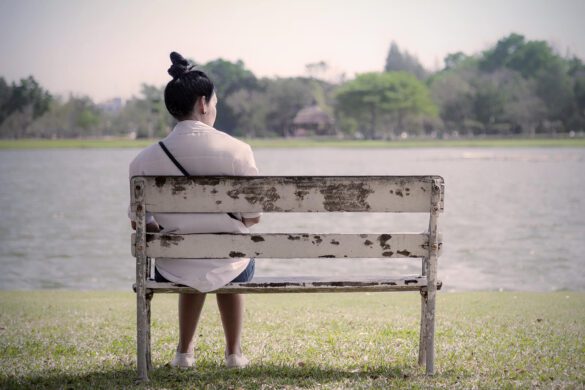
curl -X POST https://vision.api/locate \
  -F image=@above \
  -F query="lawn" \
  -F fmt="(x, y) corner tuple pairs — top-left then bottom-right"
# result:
(1, 137), (585, 150)
(0, 291), (583, 389)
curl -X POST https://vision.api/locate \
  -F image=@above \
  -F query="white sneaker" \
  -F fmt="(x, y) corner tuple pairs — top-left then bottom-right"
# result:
(225, 353), (250, 369)
(170, 351), (195, 368)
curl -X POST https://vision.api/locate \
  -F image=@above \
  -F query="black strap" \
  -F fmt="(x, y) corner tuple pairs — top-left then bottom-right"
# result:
(159, 141), (190, 176)
(159, 141), (242, 222)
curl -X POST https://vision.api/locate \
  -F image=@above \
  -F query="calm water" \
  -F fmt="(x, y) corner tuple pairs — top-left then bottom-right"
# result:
(1, 147), (584, 291)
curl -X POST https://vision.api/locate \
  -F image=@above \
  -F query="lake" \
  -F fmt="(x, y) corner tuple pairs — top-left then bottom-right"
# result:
(0, 147), (584, 291)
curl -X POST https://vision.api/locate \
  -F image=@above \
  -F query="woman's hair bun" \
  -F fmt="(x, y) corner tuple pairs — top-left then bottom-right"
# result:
(168, 51), (194, 79)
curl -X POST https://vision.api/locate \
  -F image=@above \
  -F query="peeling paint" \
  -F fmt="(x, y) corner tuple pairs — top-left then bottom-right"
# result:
(171, 184), (186, 194)
(227, 185), (281, 211)
(378, 234), (392, 249)
(243, 282), (302, 288)
(229, 251), (246, 258)
(319, 182), (374, 211)
(251, 235), (265, 242)
(313, 281), (378, 287)
(330, 239), (340, 245)
(155, 177), (166, 188)
(318, 255), (336, 258)
(159, 235), (184, 248)
(397, 250), (412, 257)
(294, 189), (310, 201)
(193, 177), (221, 186)
(382, 251), (394, 257)
(364, 240), (373, 246)
(287, 235), (301, 241)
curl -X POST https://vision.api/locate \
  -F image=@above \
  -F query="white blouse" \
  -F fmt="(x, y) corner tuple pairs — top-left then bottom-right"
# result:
(129, 120), (260, 292)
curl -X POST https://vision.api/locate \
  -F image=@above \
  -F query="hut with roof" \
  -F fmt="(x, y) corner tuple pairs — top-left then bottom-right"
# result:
(292, 104), (336, 137)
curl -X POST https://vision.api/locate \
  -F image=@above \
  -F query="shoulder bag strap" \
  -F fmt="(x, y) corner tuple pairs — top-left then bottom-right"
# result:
(159, 141), (242, 222)
(159, 141), (190, 176)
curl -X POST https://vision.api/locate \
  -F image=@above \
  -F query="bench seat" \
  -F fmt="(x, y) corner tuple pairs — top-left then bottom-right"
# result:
(137, 276), (442, 294)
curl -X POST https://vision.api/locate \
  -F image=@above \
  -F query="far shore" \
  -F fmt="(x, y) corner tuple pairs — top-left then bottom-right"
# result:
(1, 137), (585, 150)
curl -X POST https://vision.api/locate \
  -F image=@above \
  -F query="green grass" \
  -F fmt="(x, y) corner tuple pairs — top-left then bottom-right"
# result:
(0, 138), (154, 149)
(0, 291), (584, 389)
(1, 137), (585, 150)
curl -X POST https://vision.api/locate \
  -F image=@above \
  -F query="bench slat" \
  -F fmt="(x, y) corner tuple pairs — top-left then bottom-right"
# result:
(138, 232), (434, 259)
(140, 276), (442, 293)
(136, 176), (443, 213)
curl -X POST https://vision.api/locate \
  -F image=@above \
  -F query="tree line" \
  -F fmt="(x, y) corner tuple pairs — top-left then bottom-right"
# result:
(1, 33), (584, 140)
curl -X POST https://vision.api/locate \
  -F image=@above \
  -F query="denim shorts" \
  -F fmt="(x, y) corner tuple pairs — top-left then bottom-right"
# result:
(154, 258), (255, 284)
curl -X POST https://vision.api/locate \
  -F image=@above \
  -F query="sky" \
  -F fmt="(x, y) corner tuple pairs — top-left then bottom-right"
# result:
(1, 0), (584, 102)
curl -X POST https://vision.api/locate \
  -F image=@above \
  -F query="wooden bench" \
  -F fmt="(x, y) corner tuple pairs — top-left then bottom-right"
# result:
(131, 175), (444, 381)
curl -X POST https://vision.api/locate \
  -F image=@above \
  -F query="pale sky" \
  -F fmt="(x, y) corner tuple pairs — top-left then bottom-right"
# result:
(1, 0), (583, 102)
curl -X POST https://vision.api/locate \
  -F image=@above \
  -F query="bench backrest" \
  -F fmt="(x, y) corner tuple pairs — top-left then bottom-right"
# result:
(131, 175), (444, 261)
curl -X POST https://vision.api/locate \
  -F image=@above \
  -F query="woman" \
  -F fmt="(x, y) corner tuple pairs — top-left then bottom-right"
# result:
(129, 52), (260, 369)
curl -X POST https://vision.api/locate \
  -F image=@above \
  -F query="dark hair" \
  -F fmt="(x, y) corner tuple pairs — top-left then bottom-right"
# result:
(164, 51), (214, 120)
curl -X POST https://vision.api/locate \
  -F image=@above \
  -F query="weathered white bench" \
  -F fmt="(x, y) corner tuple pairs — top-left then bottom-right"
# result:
(131, 175), (444, 381)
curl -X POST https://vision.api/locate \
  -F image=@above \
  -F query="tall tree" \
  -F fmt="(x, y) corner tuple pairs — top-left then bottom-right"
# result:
(201, 59), (258, 134)
(336, 72), (437, 139)
(384, 42), (428, 80)
(0, 76), (52, 138)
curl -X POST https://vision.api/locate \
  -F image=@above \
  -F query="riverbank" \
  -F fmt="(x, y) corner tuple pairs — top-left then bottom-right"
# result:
(1, 291), (583, 389)
(1, 137), (585, 149)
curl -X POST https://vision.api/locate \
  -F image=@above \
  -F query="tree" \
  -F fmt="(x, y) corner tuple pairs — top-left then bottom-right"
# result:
(384, 42), (428, 80)
(225, 89), (269, 137)
(0, 76), (52, 138)
(429, 63), (476, 134)
(444, 52), (469, 70)
(262, 78), (316, 137)
(113, 84), (173, 139)
(336, 72), (437, 139)
(480, 33), (526, 73)
(201, 59), (258, 134)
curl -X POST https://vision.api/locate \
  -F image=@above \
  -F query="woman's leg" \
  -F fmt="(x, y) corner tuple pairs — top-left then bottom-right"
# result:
(178, 292), (207, 353)
(216, 293), (244, 355)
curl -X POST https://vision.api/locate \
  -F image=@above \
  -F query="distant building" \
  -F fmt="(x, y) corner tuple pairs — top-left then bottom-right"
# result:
(98, 97), (123, 114)
(292, 104), (336, 137)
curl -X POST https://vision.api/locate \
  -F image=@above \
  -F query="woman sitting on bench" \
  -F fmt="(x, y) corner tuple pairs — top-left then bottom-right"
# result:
(129, 51), (260, 369)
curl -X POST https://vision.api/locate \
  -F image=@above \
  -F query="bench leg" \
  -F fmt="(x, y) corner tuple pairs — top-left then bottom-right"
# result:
(418, 289), (427, 366)
(424, 286), (436, 375)
(137, 288), (149, 382)
(146, 292), (153, 373)
(424, 252), (437, 375)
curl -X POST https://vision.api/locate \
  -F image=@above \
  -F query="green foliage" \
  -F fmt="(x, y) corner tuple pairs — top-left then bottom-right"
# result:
(263, 77), (320, 137)
(384, 42), (428, 80)
(202, 59), (258, 134)
(1, 33), (585, 140)
(430, 33), (585, 135)
(336, 72), (437, 139)
(0, 76), (52, 138)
